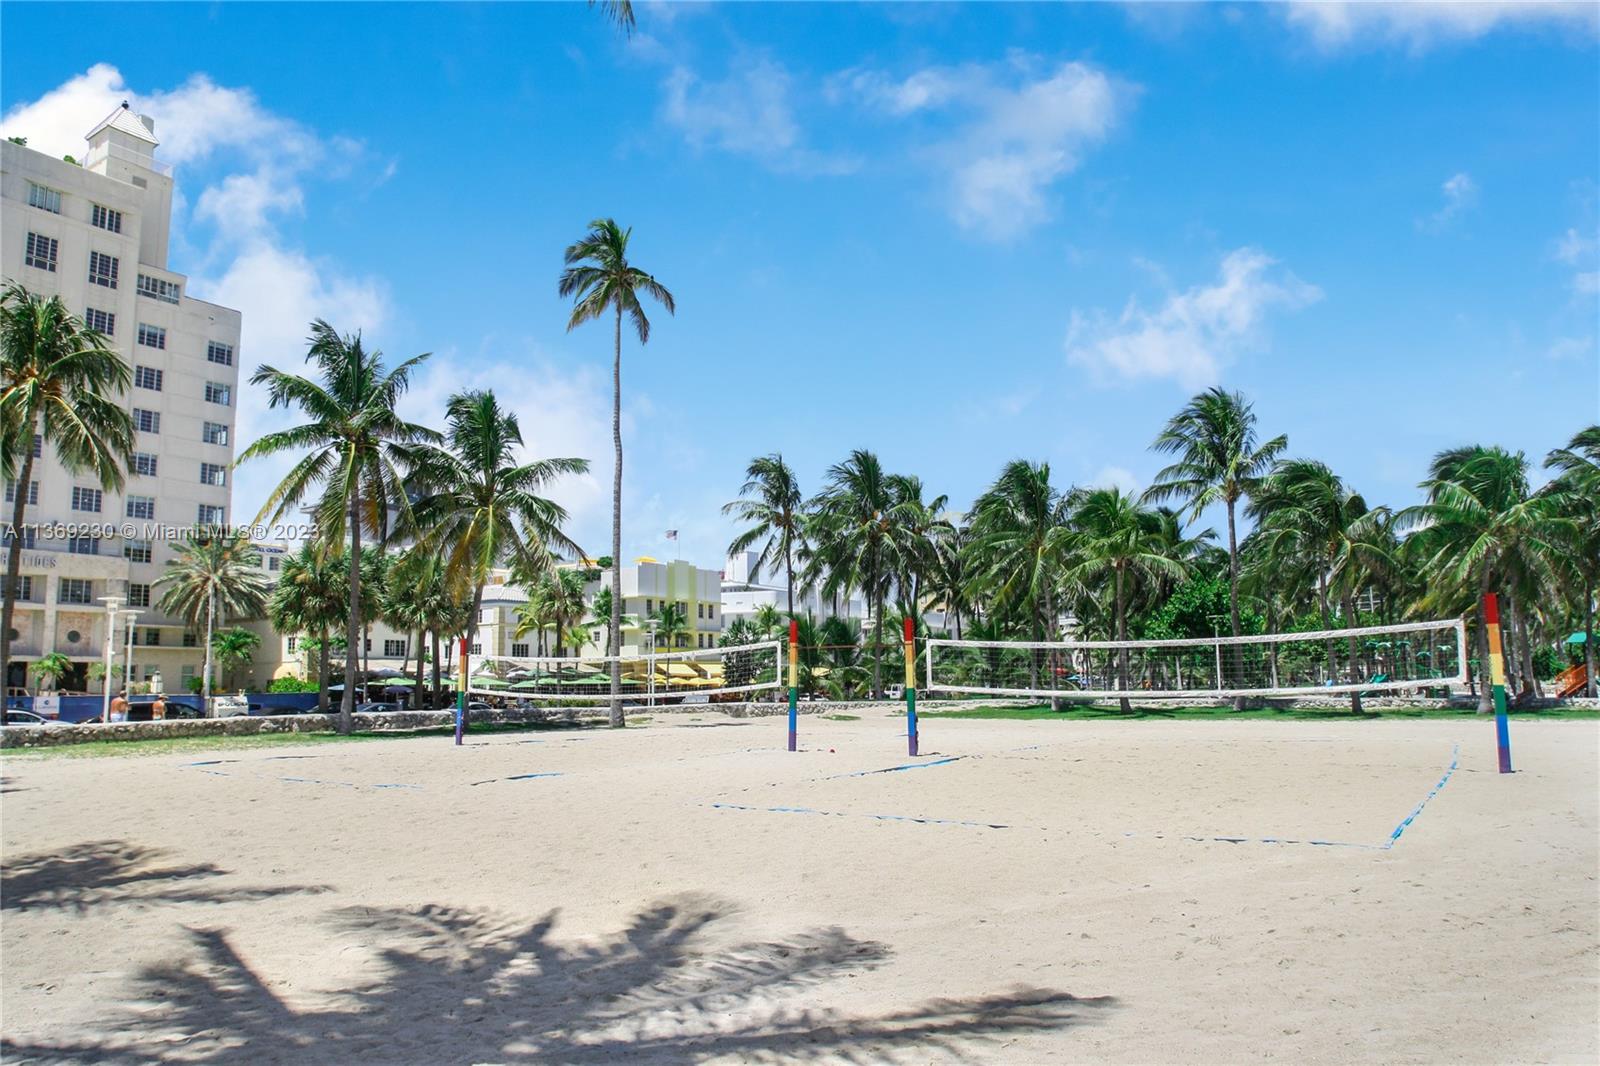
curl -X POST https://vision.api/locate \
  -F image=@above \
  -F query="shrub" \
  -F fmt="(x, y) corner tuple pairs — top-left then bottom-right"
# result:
(267, 676), (320, 693)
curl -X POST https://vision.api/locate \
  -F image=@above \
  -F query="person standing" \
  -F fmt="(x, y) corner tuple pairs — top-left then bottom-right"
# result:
(109, 690), (129, 723)
(151, 694), (168, 721)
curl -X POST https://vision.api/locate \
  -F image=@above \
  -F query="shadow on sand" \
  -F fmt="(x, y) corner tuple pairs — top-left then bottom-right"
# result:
(2, 893), (1116, 1063)
(1, 840), (331, 913)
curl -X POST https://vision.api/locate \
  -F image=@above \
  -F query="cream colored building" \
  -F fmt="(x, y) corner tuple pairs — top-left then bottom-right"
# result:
(2, 105), (242, 693)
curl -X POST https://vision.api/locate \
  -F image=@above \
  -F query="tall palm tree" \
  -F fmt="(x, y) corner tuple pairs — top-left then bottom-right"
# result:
(0, 284), (135, 693)
(589, 0), (634, 34)
(407, 390), (587, 721)
(649, 601), (691, 650)
(1067, 488), (1189, 714)
(1146, 387), (1286, 708)
(269, 543), (348, 712)
(724, 454), (806, 617)
(928, 522), (972, 640)
(809, 451), (920, 698)
(888, 475), (952, 630)
(1399, 446), (1568, 711)
(155, 532), (270, 714)
(560, 218), (675, 727)
(586, 585), (636, 656)
(240, 320), (435, 733)
(211, 627), (261, 691)
(1249, 460), (1392, 711)
(526, 568), (589, 658)
(1545, 426), (1600, 697)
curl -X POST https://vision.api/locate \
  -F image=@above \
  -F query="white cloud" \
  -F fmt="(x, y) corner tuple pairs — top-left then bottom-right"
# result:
(1089, 465), (1141, 494)
(661, 55), (857, 176)
(2, 65), (394, 528)
(1575, 271), (1600, 296)
(1418, 172), (1477, 233)
(1546, 335), (1595, 361)
(1553, 226), (1597, 264)
(1284, 1), (1599, 52)
(839, 57), (1130, 240)
(1065, 248), (1321, 388)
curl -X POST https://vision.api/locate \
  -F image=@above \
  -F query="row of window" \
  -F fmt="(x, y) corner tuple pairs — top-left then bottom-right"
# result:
(5, 576), (157, 612)
(641, 598), (717, 621)
(21, 232), (181, 305)
(1, 504), (226, 552)
(84, 310), (234, 372)
(59, 487), (223, 516)
(28, 181), (123, 234)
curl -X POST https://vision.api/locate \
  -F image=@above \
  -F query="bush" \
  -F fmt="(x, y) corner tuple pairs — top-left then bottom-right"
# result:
(267, 676), (320, 693)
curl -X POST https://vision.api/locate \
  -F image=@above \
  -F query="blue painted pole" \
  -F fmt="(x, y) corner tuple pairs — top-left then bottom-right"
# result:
(904, 617), (918, 757)
(1483, 593), (1512, 774)
(454, 637), (467, 746)
(787, 619), (798, 751)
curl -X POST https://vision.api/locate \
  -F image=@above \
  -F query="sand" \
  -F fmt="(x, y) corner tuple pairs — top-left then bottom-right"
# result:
(1, 714), (1596, 1064)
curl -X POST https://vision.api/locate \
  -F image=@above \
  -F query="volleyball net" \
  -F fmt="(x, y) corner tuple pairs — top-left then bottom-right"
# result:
(467, 640), (783, 705)
(925, 619), (1467, 701)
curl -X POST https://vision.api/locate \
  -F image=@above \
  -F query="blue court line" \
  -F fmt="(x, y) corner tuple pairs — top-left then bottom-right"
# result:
(468, 772), (563, 786)
(1385, 742), (1460, 845)
(708, 801), (1015, 830)
(825, 756), (966, 780)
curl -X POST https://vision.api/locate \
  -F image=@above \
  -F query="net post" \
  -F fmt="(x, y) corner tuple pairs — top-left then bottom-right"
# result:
(904, 617), (918, 757)
(1482, 594), (1512, 773)
(787, 619), (798, 752)
(454, 637), (468, 746)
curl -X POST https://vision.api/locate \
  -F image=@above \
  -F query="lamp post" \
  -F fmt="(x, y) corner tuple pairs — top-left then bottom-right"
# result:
(645, 619), (659, 707)
(98, 595), (123, 723)
(123, 609), (142, 699)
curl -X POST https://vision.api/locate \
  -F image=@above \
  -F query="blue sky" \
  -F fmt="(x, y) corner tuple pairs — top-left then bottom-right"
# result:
(3, 2), (1597, 568)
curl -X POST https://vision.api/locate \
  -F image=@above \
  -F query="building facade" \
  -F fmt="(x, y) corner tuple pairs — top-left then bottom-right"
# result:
(719, 550), (869, 625)
(2, 105), (242, 693)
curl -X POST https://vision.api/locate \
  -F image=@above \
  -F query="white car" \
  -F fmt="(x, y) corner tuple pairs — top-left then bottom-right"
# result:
(210, 695), (251, 718)
(2, 709), (70, 727)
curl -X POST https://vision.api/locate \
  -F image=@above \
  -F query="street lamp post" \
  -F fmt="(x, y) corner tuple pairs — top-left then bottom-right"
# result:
(98, 595), (123, 724)
(123, 609), (142, 699)
(645, 619), (659, 707)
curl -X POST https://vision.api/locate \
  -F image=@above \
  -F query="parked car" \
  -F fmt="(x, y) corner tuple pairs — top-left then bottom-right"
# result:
(355, 701), (402, 714)
(126, 699), (204, 721)
(1, 709), (70, 727)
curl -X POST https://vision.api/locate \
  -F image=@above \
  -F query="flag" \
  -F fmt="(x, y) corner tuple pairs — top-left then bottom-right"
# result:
(665, 530), (678, 540)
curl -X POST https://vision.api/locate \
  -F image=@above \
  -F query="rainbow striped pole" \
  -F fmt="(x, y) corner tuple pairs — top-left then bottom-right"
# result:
(454, 636), (468, 746)
(905, 617), (919, 757)
(787, 619), (798, 752)
(1482, 593), (1512, 774)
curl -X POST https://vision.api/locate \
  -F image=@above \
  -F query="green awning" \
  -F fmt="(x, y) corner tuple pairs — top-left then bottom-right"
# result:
(1566, 632), (1591, 646)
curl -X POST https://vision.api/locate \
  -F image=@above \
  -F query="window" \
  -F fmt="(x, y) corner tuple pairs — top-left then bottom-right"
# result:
(133, 452), (158, 476)
(2, 528), (37, 549)
(204, 381), (231, 406)
(512, 643), (530, 658)
(91, 204), (122, 233)
(706, 605), (714, 621)
(137, 274), (180, 303)
(134, 365), (163, 390)
(646, 599), (654, 615)
(32, 434), (42, 458)
(128, 583), (151, 608)
(200, 462), (227, 487)
(144, 628), (161, 646)
(27, 182), (61, 213)
(6, 576), (33, 602)
(71, 486), (103, 513)
(67, 536), (98, 556)
(197, 504), (225, 526)
(134, 408), (160, 434)
(181, 665), (197, 689)
(268, 556), (281, 572)
(286, 636), (297, 653)
(4, 480), (38, 505)
(364, 639), (372, 652)
(470, 643), (482, 656)
(207, 341), (234, 366)
(126, 495), (155, 520)
(137, 324), (166, 350)
(25, 232), (57, 272)
(697, 603), (704, 619)
(88, 251), (119, 288)
(676, 634), (688, 648)
(203, 422), (229, 446)
(84, 308), (115, 336)
(124, 539), (152, 564)
(183, 632), (197, 648)
(383, 639), (408, 658)
(59, 578), (93, 605)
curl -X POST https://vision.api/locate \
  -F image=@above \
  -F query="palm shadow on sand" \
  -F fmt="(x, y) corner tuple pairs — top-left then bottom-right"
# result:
(1, 840), (331, 913)
(2, 894), (1116, 1063)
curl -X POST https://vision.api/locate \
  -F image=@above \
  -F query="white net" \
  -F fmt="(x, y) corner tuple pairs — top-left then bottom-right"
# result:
(926, 620), (1467, 700)
(467, 641), (783, 705)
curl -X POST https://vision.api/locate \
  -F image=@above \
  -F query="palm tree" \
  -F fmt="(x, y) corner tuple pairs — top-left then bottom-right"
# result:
(384, 548), (443, 700)
(1146, 388), (1286, 708)
(586, 585), (636, 656)
(1, 284), (136, 694)
(560, 219), (675, 727)
(810, 451), (921, 698)
(589, 0), (634, 34)
(240, 320), (435, 732)
(269, 543), (348, 711)
(155, 532), (270, 715)
(211, 627), (261, 691)
(542, 569), (590, 658)
(1249, 460), (1392, 711)
(26, 651), (70, 693)
(1545, 426), (1600, 697)
(407, 390), (587, 722)
(649, 601), (691, 650)
(514, 595), (557, 658)
(888, 475), (952, 630)
(1067, 488), (1189, 714)
(1400, 446), (1568, 711)
(928, 523), (972, 640)
(724, 454), (806, 617)
(751, 603), (784, 641)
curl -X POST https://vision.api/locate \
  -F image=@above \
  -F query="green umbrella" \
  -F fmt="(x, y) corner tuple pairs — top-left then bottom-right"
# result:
(383, 677), (417, 686)
(470, 675), (510, 689)
(510, 679), (546, 691)
(1566, 632), (1590, 646)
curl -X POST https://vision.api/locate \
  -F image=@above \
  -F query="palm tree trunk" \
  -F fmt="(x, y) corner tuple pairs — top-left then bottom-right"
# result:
(342, 498), (360, 735)
(1317, 576), (1337, 684)
(464, 582), (485, 729)
(785, 542), (795, 619)
(1341, 591), (1363, 714)
(1584, 579), (1597, 699)
(317, 628), (330, 713)
(431, 631), (442, 710)
(1, 435), (38, 694)
(1513, 600), (1539, 701)
(1226, 499), (1245, 710)
(609, 303), (624, 728)
(872, 588), (884, 699)
(414, 626), (425, 708)
(202, 586), (216, 716)
(1116, 567), (1132, 715)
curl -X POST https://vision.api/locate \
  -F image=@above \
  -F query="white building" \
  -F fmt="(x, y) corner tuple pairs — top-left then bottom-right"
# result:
(2, 105), (242, 694)
(719, 551), (867, 625)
